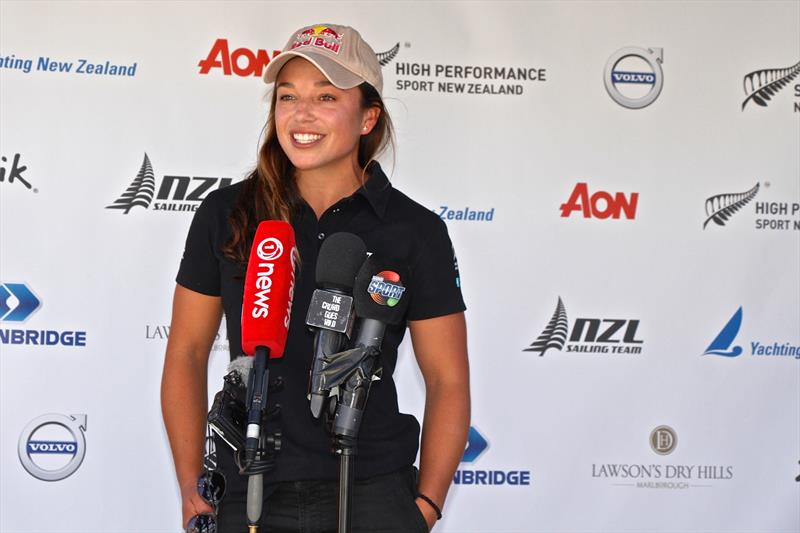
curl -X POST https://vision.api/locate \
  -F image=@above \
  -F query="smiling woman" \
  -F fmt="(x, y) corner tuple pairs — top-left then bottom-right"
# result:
(161, 23), (469, 533)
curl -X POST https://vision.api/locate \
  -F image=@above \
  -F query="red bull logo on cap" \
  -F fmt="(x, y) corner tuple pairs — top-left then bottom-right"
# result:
(291, 25), (343, 55)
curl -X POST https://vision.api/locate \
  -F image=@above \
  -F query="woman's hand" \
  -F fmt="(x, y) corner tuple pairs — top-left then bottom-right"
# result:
(180, 477), (215, 528)
(415, 496), (438, 531)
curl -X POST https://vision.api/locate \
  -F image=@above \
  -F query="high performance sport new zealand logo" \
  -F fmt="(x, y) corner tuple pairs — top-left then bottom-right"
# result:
(703, 183), (759, 229)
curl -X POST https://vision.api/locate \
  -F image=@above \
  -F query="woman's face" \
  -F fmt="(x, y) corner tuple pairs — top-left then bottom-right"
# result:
(274, 57), (378, 177)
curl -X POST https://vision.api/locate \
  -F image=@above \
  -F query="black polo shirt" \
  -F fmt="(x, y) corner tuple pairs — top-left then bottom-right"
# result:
(176, 163), (465, 482)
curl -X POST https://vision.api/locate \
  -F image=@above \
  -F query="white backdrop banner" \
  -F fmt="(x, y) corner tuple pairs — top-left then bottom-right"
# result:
(1, 1), (798, 532)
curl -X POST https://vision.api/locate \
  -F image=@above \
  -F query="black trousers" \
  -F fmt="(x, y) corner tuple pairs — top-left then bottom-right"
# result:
(216, 466), (429, 533)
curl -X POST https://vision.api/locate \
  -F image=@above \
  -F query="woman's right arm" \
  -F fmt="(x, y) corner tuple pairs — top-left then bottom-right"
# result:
(161, 284), (223, 527)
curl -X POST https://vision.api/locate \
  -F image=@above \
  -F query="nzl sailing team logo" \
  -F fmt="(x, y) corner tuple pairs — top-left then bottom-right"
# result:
(524, 297), (644, 356)
(18, 414), (88, 481)
(106, 153), (232, 214)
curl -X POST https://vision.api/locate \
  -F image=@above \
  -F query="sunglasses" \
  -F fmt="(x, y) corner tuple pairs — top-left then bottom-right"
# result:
(186, 470), (226, 533)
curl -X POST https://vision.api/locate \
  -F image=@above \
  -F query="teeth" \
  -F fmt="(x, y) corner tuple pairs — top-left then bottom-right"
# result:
(293, 133), (323, 144)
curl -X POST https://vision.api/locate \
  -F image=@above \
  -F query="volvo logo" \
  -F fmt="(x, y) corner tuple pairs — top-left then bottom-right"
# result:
(604, 47), (664, 109)
(18, 414), (87, 481)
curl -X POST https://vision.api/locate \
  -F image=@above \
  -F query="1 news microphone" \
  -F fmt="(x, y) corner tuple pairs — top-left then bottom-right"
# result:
(332, 254), (410, 441)
(305, 233), (367, 419)
(241, 220), (296, 463)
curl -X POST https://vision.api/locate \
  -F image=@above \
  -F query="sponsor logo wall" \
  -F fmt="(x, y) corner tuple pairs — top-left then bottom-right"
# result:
(0, 2), (797, 533)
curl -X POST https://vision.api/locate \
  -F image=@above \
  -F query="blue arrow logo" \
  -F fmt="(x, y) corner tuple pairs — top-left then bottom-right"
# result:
(462, 426), (489, 463)
(703, 307), (743, 357)
(0, 283), (41, 322)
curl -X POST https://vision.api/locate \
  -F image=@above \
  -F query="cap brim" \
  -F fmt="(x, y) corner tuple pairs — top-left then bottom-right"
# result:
(263, 50), (364, 90)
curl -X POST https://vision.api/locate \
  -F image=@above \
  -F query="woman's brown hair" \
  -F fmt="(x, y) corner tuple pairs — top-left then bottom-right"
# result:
(222, 81), (394, 263)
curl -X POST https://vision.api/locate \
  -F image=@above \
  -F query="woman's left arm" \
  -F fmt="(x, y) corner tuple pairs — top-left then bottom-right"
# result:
(409, 311), (470, 530)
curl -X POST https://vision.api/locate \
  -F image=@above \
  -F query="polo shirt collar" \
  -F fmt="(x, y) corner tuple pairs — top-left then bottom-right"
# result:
(355, 163), (391, 220)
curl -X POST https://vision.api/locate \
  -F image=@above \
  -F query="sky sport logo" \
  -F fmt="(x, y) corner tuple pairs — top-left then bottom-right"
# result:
(604, 46), (664, 109)
(524, 297), (644, 356)
(702, 307), (799, 359)
(0, 282), (87, 347)
(198, 38), (399, 78)
(367, 271), (406, 307)
(106, 153), (232, 214)
(453, 426), (531, 487)
(741, 60), (800, 111)
(18, 414), (87, 481)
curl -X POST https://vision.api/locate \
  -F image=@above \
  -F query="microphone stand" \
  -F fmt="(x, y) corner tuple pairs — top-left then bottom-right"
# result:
(314, 341), (382, 533)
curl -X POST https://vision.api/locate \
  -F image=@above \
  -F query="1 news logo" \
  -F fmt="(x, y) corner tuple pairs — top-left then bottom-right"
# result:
(453, 426), (531, 487)
(106, 153), (233, 214)
(0, 282), (87, 347)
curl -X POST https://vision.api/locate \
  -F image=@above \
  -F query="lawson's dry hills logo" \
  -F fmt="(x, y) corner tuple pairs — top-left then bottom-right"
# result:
(741, 60), (800, 112)
(592, 426), (734, 491)
(106, 154), (233, 214)
(703, 181), (799, 231)
(198, 37), (399, 77)
(524, 297), (644, 356)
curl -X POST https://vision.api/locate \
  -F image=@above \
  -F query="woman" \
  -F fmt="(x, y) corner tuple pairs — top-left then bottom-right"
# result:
(161, 23), (469, 532)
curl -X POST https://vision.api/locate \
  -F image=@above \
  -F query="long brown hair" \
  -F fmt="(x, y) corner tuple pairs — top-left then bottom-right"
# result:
(223, 81), (394, 263)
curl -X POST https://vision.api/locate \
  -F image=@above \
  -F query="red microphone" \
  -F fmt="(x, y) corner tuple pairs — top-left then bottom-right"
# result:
(240, 220), (296, 464)
(241, 220), (297, 357)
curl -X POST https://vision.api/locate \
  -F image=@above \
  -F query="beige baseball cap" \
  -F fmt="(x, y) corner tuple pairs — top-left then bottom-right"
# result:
(263, 23), (383, 94)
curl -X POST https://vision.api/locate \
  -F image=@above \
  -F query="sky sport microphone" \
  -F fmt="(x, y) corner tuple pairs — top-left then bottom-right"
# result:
(241, 220), (296, 464)
(305, 232), (367, 419)
(332, 255), (410, 441)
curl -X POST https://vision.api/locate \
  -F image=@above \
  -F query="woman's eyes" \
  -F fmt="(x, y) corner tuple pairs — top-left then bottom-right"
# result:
(277, 93), (337, 102)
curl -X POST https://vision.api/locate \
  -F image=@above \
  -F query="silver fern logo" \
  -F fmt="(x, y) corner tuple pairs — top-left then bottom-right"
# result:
(524, 297), (643, 356)
(703, 182), (759, 229)
(524, 297), (568, 356)
(377, 43), (400, 67)
(741, 60), (800, 110)
(106, 153), (156, 214)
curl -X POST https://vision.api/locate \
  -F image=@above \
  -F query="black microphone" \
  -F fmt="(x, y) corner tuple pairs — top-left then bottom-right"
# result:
(332, 254), (410, 441)
(305, 233), (367, 418)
